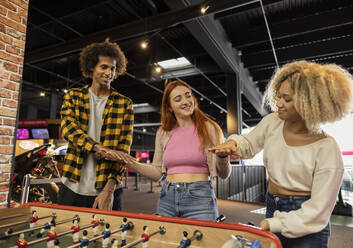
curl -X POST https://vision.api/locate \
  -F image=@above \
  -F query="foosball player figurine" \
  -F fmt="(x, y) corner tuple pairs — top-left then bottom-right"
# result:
(53, 239), (60, 248)
(102, 223), (111, 248)
(111, 238), (119, 248)
(79, 230), (89, 248)
(37, 218), (56, 238)
(179, 231), (191, 248)
(71, 218), (81, 244)
(0, 228), (13, 240)
(250, 240), (262, 248)
(91, 214), (100, 237)
(141, 226), (150, 248)
(16, 233), (28, 248)
(220, 235), (242, 248)
(29, 210), (39, 236)
(120, 217), (128, 246)
(46, 224), (57, 248)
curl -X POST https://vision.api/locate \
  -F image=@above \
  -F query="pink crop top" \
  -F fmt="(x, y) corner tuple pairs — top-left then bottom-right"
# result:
(163, 124), (209, 174)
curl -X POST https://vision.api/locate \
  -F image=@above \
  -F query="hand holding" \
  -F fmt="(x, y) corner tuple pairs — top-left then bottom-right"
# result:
(94, 144), (134, 164)
(110, 150), (135, 164)
(208, 140), (238, 157)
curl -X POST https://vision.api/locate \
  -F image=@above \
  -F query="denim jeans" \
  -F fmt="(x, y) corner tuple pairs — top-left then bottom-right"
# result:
(157, 180), (218, 221)
(266, 193), (330, 248)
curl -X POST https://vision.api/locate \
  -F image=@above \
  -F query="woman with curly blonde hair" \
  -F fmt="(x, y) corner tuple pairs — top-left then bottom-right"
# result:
(210, 60), (353, 248)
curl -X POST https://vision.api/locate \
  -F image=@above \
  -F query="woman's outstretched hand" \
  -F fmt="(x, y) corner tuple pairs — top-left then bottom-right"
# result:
(259, 219), (270, 231)
(208, 140), (240, 158)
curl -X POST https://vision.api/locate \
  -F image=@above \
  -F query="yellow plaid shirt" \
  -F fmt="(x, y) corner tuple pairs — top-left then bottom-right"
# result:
(60, 84), (134, 189)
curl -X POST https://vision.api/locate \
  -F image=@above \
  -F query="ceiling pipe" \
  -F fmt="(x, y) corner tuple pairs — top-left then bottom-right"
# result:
(26, 63), (77, 83)
(28, 22), (65, 42)
(134, 123), (161, 127)
(259, 0), (279, 68)
(125, 72), (163, 94)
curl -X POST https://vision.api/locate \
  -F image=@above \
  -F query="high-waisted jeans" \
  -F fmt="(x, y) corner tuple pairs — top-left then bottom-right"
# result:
(157, 180), (218, 221)
(266, 193), (330, 248)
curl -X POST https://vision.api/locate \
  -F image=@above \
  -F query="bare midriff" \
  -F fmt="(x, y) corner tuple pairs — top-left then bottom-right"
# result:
(166, 173), (209, 183)
(268, 178), (311, 196)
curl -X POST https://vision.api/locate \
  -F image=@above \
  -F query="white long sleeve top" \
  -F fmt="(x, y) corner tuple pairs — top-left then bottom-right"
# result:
(228, 113), (344, 238)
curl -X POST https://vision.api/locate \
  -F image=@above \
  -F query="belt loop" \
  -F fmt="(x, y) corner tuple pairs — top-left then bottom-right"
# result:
(183, 183), (187, 191)
(166, 181), (171, 191)
(289, 196), (296, 210)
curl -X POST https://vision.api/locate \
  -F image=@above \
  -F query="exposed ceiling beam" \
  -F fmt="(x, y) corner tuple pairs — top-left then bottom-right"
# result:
(22, 80), (52, 92)
(250, 52), (353, 83)
(112, 2), (226, 100)
(241, 23), (353, 54)
(232, 5), (353, 48)
(133, 129), (155, 136)
(28, 0), (114, 33)
(158, 34), (227, 96)
(134, 123), (161, 127)
(249, 48), (353, 70)
(25, 0), (259, 64)
(133, 103), (159, 114)
(214, 0), (283, 20)
(165, 0), (267, 115)
(30, 5), (83, 37)
(28, 22), (65, 42)
(25, 64), (77, 83)
(243, 35), (353, 67)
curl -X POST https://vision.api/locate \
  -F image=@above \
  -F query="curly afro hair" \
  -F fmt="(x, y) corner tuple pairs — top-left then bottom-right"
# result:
(79, 38), (127, 79)
(264, 60), (353, 132)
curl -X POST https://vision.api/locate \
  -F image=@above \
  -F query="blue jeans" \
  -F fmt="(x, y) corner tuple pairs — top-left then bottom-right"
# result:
(157, 180), (218, 221)
(266, 193), (330, 248)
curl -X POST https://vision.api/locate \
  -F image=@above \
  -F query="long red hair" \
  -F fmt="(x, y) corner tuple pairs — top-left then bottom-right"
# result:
(160, 80), (222, 150)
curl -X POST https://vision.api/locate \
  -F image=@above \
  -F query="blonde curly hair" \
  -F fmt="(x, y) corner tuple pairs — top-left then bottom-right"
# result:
(264, 60), (353, 132)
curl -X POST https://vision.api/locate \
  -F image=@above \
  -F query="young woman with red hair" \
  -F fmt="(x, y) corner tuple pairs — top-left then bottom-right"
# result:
(126, 80), (230, 220)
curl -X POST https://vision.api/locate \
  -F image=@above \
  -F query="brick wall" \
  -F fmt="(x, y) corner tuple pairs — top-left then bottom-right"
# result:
(0, 0), (29, 207)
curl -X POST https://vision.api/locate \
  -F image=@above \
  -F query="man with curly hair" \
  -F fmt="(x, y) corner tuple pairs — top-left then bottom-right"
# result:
(210, 60), (353, 248)
(58, 38), (133, 211)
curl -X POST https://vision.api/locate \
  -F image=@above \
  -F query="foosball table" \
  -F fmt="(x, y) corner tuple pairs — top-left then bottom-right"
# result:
(0, 203), (282, 248)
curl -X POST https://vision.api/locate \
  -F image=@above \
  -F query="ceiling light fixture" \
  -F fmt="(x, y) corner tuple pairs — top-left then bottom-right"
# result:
(40, 91), (45, 97)
(154, 66), (162, 74)
(201, 5), (209, 14)
(156, 57), (191, 70)
(140, 41), (148, 49)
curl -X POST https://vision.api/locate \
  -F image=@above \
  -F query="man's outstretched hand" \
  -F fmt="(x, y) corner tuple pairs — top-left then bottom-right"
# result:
(93, 144), (135, 164)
